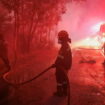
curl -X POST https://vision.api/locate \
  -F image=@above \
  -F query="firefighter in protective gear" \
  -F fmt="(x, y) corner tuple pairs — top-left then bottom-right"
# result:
(52, 30), (72, 97)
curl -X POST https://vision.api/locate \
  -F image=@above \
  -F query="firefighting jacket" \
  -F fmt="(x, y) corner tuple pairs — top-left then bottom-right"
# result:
(55, 43), (72, 70)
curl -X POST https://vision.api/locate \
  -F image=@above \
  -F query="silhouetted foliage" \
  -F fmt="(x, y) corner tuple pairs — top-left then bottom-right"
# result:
(0, 0), (70, 55)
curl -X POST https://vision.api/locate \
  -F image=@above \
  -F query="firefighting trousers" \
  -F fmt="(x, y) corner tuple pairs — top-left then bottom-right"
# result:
(55, 67), (68, 85)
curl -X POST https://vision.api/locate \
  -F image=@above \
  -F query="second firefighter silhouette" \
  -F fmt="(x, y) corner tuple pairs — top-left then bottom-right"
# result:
(52, 30), (72, 97)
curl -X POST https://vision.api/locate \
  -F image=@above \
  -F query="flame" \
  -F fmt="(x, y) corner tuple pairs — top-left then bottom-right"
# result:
(102, 37), (105, 42)
(92, 22), (105, 32)
(72, 36), (102, 49)
(102, 33), (105, 37)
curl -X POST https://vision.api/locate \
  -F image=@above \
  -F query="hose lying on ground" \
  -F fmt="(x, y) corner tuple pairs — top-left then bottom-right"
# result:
(3, 66), (52, 86)
(3, 65), (71, 105)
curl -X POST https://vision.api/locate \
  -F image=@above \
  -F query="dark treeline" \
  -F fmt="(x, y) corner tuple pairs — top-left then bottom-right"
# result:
(0, 0), (71, 55)
(0, 0), (87, 64)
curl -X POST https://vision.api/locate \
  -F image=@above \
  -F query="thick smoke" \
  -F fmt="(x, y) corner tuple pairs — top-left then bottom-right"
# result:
(58, 0), (105, 41)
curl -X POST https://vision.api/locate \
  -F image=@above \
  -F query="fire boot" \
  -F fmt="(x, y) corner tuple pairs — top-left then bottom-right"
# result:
(54, 85), (63, 97)
(62, 83), (68, 96)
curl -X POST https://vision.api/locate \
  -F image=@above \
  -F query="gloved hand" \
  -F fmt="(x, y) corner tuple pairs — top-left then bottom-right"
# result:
(51, 64), (56, 68)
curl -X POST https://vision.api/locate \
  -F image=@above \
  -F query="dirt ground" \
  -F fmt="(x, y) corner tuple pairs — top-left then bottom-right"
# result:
(0, 48), (105, 105)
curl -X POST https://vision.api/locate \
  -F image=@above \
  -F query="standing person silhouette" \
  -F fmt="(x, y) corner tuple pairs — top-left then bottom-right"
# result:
(52, 30), (72, 97)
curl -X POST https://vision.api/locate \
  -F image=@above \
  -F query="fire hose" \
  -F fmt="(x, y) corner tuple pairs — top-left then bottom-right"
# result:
(3, 65), (71, 105)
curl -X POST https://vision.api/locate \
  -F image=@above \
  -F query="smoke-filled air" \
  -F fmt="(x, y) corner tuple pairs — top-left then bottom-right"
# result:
(0, 0), (105, 105)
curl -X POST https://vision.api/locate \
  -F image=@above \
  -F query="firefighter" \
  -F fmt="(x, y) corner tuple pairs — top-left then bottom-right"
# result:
(52, 30), (72, 97)
(0, 34), (10, 71)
